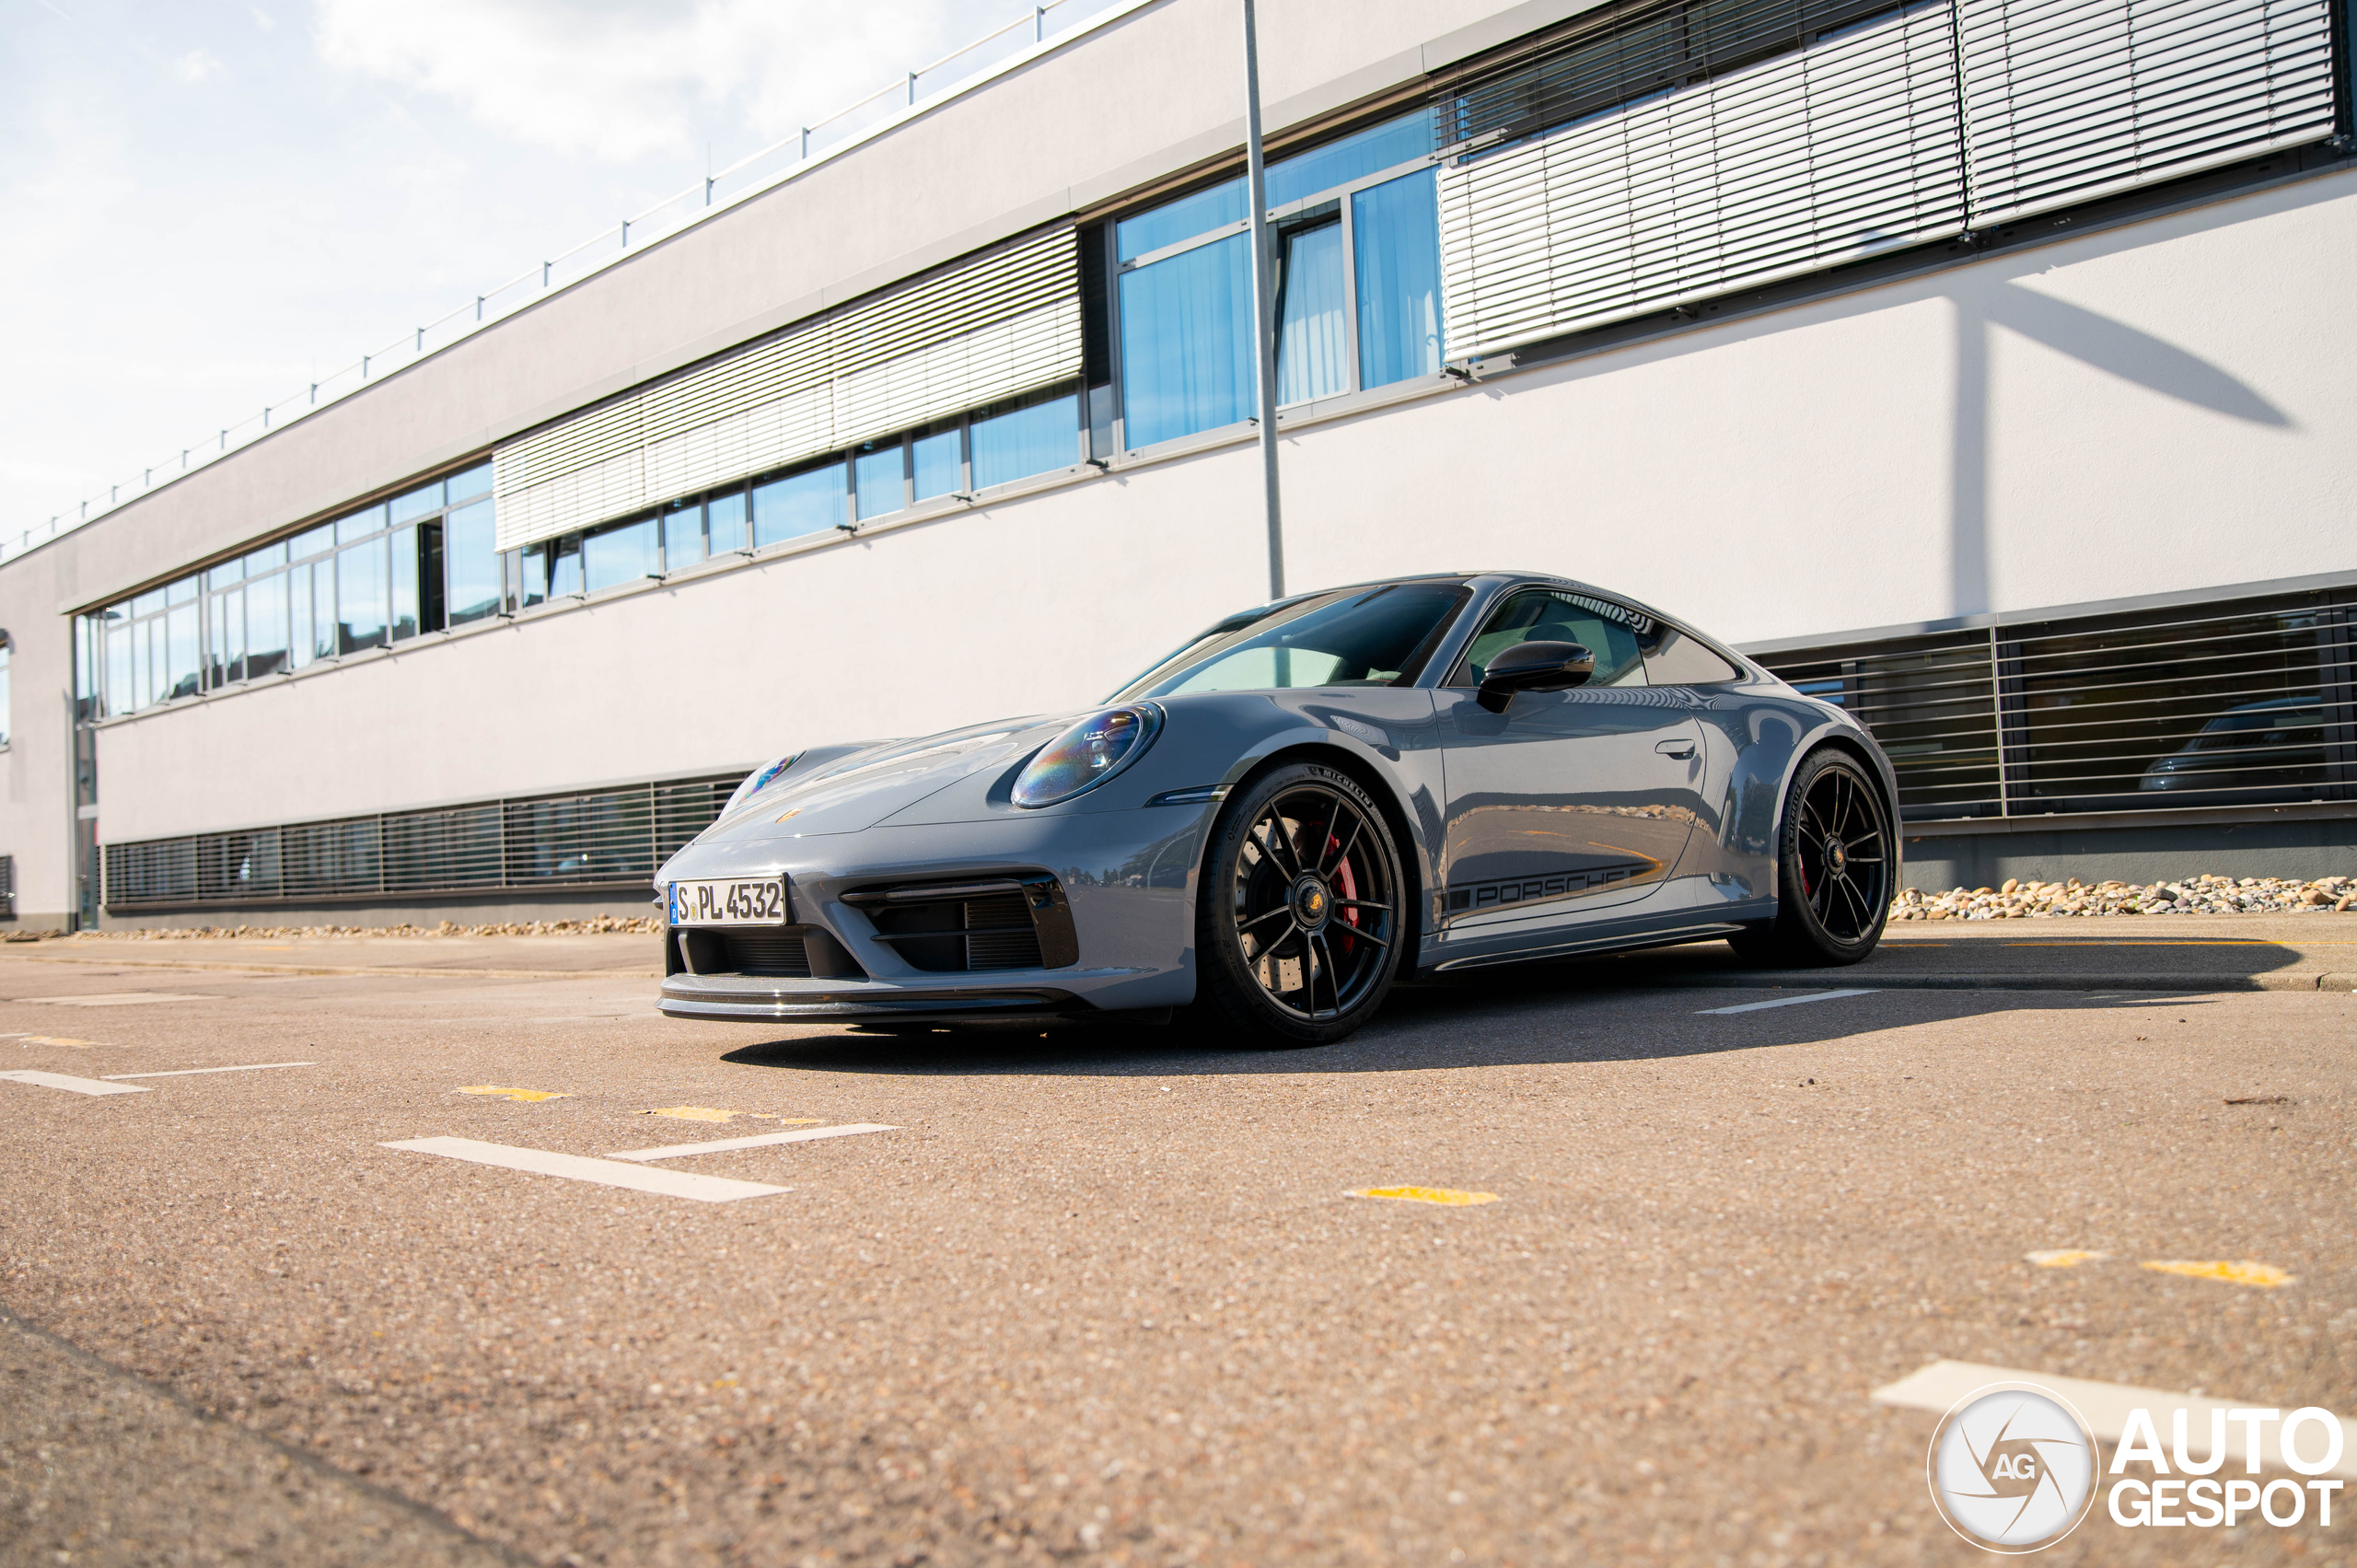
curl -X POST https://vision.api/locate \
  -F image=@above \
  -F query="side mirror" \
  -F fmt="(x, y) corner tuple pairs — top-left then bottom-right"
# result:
(1477, 640), (1594, 713)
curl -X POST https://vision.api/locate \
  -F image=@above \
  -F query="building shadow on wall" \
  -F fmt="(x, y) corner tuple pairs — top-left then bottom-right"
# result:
(1946, 278), (2293, 617)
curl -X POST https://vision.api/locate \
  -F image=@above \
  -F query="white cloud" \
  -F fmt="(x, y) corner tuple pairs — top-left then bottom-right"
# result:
(172, 47), (226, 83)
(312, 0), (1005, 165)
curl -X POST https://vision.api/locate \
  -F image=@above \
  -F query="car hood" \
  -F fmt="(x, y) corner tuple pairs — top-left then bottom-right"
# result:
(691, 714), (1077, 845)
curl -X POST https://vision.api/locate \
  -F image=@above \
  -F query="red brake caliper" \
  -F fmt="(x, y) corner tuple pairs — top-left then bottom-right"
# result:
(1324, 829), (1359, 955)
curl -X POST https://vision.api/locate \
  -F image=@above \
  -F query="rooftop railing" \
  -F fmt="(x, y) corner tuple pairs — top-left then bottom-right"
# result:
(9, 0), (1140, 567)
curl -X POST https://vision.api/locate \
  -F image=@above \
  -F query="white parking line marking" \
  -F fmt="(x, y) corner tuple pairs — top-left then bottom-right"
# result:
(1696, 989), (1875, 1015)
(381, 1136), (788, 1202)
(606, 1122), (897, 1162)
(1873, 1360), (2357, 1479)
(103, 1062), (316, 1080)
(0, 1070), (152, 1097)
(14, 993), (222, 1007)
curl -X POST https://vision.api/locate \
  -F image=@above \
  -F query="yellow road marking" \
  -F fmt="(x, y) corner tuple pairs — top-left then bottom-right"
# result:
(457, 1085), (570, 1103)
(2025, 1249), (2109, 1268)
(21, 1036), (101, 1049)
(1352, 1186), (1498, 1206)
(2142, 1259), (2296, 1288)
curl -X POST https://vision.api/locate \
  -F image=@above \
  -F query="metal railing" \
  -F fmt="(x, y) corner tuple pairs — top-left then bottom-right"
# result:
(101, 771), (747, 911)
(1754, 587), (2357, 822)
(12, 0), (1142, 565)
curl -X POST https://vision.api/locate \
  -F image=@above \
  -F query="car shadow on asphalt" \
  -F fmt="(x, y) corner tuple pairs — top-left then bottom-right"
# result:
(715, 962), (2223, 1078)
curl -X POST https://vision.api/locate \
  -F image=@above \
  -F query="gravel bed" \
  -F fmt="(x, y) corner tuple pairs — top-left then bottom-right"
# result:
(1893, 874), (2354, 920)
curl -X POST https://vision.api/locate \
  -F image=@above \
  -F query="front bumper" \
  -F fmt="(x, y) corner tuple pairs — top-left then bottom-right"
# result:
(655, 811), (1211, 1020)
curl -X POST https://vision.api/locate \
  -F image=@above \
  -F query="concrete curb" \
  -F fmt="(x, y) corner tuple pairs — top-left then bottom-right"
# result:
(1636, 970), (2357, 993)
(1, 953), (661, 981)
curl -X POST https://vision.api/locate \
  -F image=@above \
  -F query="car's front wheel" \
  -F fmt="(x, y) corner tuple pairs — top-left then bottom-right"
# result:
(1192, 762), (1406, 1046)
(1729, 747), (1893, 966)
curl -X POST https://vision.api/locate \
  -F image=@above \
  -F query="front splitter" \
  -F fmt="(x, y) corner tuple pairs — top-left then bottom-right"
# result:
(658, 987), (1076, 1023)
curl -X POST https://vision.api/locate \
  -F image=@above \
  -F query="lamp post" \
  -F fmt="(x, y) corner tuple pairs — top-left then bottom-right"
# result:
(1241, 0), (1284, 602)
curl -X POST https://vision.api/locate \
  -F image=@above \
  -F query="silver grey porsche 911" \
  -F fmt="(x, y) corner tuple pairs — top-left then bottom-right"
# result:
(655, 571), (1899, 1045)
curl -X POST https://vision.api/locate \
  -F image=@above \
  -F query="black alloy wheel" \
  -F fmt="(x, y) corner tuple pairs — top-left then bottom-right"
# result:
(1192, 761), (1407, 1046)
(1729, 749), (1892, 967)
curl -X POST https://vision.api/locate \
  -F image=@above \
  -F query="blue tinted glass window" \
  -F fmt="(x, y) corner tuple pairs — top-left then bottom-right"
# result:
(444, 500), (502, 626)
(970, 393), (1077, 490)
(1266, 111), (1432, 208)
(1112, 111), (1431, 261)
(1119, 232), (1255, 447)
(166, 575), (198, 606)
(338, 538), (389, 653)
(245, 571), (288, 678)
(245, 540), (288, 574)
(752, 464), (846, 546)
(584, 517), (659, 591)
(663, 501), (706, 569)
(1353, 168), (1444, 388)
(390, 527), (420, 641)
(337, 505), (386, 545)
(1275, 220), (1347, 406)
(447, 461), (494, 503)
(912, 427), (961, 501)
(165, 601), (201, 699)
(1117, 179), (1245, 261)
(853, 442), (906, 519)
(389, 482), (443, 525)
(548, 537), (583, 598)
(293, 524), (335, 560)
(707, 489), (748, 550)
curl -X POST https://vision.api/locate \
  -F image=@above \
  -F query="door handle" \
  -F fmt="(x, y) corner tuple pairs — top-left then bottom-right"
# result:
(1655, 739), (1696, 759)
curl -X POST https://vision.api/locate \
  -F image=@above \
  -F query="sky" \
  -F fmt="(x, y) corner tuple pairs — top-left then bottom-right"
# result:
(1, 0), (1013, 537)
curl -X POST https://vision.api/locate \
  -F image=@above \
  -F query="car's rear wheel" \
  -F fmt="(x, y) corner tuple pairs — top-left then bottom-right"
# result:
(1729, 748), (1892, 967)
(1192, 762), (1406, 1046)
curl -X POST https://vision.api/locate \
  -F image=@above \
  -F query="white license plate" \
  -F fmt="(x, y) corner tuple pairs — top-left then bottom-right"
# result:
(670, 878), (790, 926)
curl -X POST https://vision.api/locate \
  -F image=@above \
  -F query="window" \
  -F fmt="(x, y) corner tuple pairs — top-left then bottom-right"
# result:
(445, 499), (502, 625)
(853, 440), (907, 520)
(583, 516), (659, 592)
(1353, 169), (1444, 387)
(1641, 626), (1743, 685)
(338, 536), (389, 654)
(1111, 110), (1445, 449)
(662, 498), (707, 570)
(912, 424), (962, 501)
(753, 461), (848, 546)
(71, 463), (503, 720)
(707, 489), (749, 552)
(1116, 582), (1469, 699)
(970, 388), (1079, 490)
(1454, 590), (1647, 687)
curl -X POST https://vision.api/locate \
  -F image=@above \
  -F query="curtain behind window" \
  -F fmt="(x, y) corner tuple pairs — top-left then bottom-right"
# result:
(1119, 233), (1256, 448)
(1354, 168), (1444, 388)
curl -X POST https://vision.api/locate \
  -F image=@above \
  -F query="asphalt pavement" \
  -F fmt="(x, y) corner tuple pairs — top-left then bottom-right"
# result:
(0, 924), (2349, 1566)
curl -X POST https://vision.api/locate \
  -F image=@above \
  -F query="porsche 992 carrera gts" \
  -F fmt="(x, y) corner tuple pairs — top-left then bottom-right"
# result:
(656, 572), (1899, 1044)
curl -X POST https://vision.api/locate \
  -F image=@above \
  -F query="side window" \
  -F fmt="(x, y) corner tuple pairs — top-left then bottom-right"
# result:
(1454, 589), (1646, 687)
(1641, 625), (1742, 686)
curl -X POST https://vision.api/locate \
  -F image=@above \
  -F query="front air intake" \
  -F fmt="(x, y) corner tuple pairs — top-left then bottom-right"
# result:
(842, 874), (1076, 972)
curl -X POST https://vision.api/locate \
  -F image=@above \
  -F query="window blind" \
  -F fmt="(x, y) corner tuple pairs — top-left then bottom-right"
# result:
(493, 227), (1081, 552)
(1437, 0), (1964, 363)
(1958, 0), (2339, 226)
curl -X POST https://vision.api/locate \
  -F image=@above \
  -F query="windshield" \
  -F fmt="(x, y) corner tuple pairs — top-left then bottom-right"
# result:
(1112, 582), (1469, 701)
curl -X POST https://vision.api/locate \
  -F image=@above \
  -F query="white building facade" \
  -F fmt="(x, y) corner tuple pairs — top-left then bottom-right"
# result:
(5, 0), (2351, 929)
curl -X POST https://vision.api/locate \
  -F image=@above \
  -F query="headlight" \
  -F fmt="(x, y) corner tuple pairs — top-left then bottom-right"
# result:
(1012, 705), (1161, 808)
(724, 751), (800, 816)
